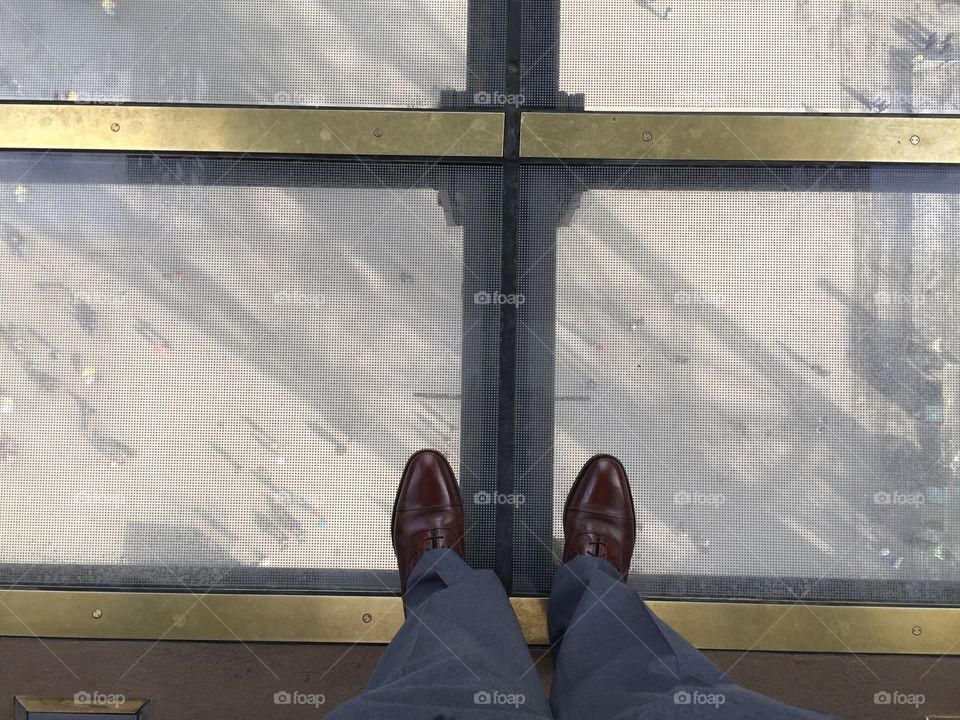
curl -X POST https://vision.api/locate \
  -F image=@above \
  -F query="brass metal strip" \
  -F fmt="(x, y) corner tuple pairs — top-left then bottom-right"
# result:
(0, 104), (505, 157)
(521, 112), (960, 164)
(1, 590), (958, 654)
(15, 696), (149, 714)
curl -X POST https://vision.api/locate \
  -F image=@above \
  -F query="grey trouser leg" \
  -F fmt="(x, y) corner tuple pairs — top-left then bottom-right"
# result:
(548, 556), (836, 720)
(329, 549), (551, 720)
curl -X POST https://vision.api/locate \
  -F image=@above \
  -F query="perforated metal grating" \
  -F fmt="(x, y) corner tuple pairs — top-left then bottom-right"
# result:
(515, 165), (960, 603)
(523, 0), (960, 111)
(0, 0), (505, 108)
(0, 153), (501, 591)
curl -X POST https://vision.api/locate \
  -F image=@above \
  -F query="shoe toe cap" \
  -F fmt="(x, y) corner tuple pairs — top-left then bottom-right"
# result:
(568, 456), (633, 517)
(397, 450), (461, 509)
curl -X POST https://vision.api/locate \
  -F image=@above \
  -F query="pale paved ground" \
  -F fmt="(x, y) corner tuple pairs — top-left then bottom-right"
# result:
(554, 187), (960, 584)
(2, 1), (958, 111)
(559, 0), (960, 112)
(0, 0), (468, 107)
(0, 178), (464, 575)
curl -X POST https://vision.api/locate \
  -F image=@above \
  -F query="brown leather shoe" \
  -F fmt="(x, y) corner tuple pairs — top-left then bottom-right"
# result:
(392, 449), (465, 596)
(562, 454), (636, 579)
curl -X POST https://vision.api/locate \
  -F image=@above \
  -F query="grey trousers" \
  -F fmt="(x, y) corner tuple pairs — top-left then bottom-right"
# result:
(329, 550), (834, 719)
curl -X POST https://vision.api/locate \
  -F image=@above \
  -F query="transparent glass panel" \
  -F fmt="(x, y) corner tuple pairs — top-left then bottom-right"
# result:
(524, 0), (960, 112)
(0, 1), (503, 108)
(0, 154), (500, 591)
(516, 165), (960, 603)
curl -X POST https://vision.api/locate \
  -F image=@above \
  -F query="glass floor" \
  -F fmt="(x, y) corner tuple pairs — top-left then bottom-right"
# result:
(515, 165), (960, 602)
(0, 154), (501, 591)
(1, 0), (959, 607)
(1, 156), (959, 605)
(0, 0), (495, 108)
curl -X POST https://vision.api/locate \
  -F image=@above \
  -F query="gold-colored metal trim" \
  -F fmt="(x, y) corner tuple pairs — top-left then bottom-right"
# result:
(15, 696), (149, 715)
(0, 104), (504, 157)
(1, 591), (958, 654)
(521, 112), (960, 164)
(0, 105), (956, 658)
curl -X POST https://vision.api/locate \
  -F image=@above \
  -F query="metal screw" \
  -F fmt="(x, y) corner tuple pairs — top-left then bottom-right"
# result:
(373, 128), (383, 138)
(912, 625), (922, 636)
(910, 135), (920, 145)
(92, 609), (103, 619)
(642, 131), (653, 142)
(361, 613), (373, 624)
(110, 123), (120, 133)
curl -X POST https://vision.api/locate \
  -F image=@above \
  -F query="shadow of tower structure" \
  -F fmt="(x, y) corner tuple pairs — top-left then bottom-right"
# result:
(440, 0), (585, 591)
